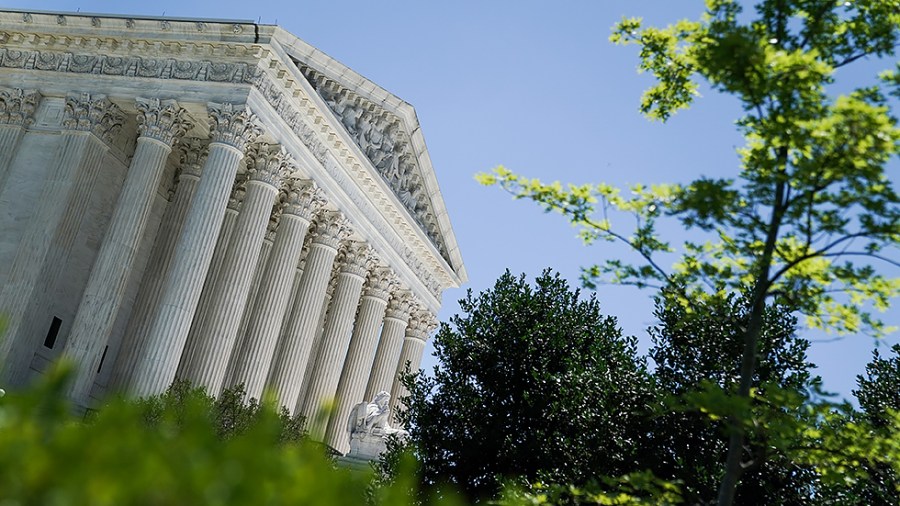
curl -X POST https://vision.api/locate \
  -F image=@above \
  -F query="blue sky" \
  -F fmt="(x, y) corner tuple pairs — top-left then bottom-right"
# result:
(7, 0), (897, 400)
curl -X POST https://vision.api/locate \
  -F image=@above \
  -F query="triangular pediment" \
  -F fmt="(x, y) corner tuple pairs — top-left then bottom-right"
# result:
(273, 40), (464, 282)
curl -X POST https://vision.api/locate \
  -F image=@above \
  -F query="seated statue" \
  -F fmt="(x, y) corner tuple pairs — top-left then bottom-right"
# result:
(347, 391), (407, 437)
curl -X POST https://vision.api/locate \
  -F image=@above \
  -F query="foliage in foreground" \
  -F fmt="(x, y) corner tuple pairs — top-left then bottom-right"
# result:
(0, 363), (453, 506)
(136, 379), (307, 444)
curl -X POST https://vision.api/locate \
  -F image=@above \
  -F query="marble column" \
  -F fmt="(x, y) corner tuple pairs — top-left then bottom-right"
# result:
(297, 263), (340, 407)
(127, 103), (259, 398)
(65, 98), (191, 403)
(110, 139), (208, 391)
(232, 212), (280, 356)
(299, 241), (374, 438)
(266, 211), (350, 411)
(0, 87), (39, 193)
(266, 242), (310, 384)
(178, 143), (287, 395)
(0, 93), (124, 386)
(364, 291), (413, 401)
(227, 180), (324, 399)
(177, 172), (247, 378)
(390, 311), (436, 423)
(325, 267), (396, 452)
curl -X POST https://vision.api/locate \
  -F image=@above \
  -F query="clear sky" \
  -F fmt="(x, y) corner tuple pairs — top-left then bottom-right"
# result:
(6, 0), (897, 400)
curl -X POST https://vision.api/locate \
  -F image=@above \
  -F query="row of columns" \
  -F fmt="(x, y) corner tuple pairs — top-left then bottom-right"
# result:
(33, 96), (438, 453)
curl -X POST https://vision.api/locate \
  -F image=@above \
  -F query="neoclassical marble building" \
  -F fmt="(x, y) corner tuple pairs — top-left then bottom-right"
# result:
(0, 9), (465, 453)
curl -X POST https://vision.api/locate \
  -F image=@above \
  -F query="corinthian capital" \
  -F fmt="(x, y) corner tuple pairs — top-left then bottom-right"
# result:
(385, 290), (414, 322)
(337, 241), (376, 278)
(63, 92), (125, 143)
(310, 211), (352, 250)
(136, 97), (192, 147)
(363, 267), (397, 301)
(177, 137), (209, 179)
(227, 171), (250, 211)
(282, 178), (326, 221)
(406, 310), (438, 341)
(246, 143), (290, 187)
(0, 87), (40, 127)
(207, 102), (261, 152)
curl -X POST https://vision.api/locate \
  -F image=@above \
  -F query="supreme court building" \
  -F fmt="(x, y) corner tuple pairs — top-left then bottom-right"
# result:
(0, 9), (465, 453)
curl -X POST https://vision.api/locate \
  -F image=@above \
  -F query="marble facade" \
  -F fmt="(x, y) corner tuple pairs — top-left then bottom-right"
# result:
(0, 9), (465, 455)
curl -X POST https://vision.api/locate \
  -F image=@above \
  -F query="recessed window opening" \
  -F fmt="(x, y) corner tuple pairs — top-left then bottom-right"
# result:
(44, 317), (62, 349)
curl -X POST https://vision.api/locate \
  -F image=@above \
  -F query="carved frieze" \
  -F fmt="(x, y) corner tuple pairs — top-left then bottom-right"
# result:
(0, 44), (261, 84)
(251, 73), (452, 304)
(297, 66), (448, 262)
(0, 87), (40, 127)
(62, 92), (125, 144)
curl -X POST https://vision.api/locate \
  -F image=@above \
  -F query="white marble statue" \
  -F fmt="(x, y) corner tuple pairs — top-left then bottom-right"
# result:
(345, 391), (407, 460)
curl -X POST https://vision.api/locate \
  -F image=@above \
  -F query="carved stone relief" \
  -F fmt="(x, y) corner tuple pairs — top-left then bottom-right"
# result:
(296, 65), (449, 263)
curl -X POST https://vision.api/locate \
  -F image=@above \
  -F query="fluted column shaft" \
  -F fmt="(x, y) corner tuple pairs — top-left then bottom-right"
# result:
(266, 212), (349, 411)
(65, 99), (190, 403)
(178, 174), (244, 379)
(0, 93), (122, 386)
(325, 269), (394, 452)
(265, 253), (306, 385)
(228, 182), (321, 399)
(363, 294), (412, 402)
(127, 103), (259, 397)
(111, 140), (207, 391)
(179, 152), (283, 394)
(390, 314), (435, 423)
(0, 126), (25, 192)
(299, 242), (373, 439)
(232, 216), (278, 358)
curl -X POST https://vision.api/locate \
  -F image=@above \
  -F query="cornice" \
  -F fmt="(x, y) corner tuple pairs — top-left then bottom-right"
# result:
(248, 57), (456, 304)
(0, 10), (463, 312)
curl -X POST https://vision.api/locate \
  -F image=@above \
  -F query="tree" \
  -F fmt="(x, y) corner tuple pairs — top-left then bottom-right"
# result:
(392, 270), (654, 503)
(478, 2), (900, 503)
(646, 291), (819, 504)
(825, 344), (900, 504)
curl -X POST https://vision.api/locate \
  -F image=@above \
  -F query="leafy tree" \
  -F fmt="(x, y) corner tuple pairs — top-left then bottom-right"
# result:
(478, 2), (900, 503)
(816, 344), (900, 504)
(390, 270), (655, 503)
(646, 292), (818, 504)
(855, 344), (900, 428)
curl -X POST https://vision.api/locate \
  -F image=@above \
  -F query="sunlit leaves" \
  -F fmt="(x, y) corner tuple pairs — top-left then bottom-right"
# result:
(479, 0), (900, 340)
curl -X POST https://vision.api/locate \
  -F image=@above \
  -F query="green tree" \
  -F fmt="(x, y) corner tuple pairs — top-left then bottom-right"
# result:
(646, 292), (818, 504)
(478, 2), (900, 503)
(391, 270), (655, 503)
(820, 344), (900, 504)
